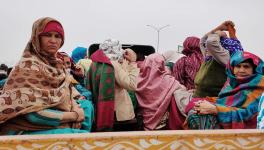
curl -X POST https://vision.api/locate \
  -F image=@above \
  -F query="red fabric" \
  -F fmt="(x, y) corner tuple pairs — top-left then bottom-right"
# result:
(167, 96), (186, 130)
(90, 50), (112, 65)
(173, 37), (203, 90)
(96, 101), (115, 131)
(41, 21), (64, 39)
(184, 98), (202, 114)
(220, 115), (257, 129)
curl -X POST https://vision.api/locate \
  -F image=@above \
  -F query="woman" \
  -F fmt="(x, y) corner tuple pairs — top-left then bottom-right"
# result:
(186, 51), (264, 129)
(0, 17), (91, 135)
(85, 39), (139, 131)
(136, 53), (192, 130)
(193, 21), (243, 97)
(173, 36), (203, 90)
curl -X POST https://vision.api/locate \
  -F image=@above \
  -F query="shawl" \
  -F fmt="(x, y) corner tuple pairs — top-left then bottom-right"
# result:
(71, 47), (88, 64)
(85, 50), (115, 131)
(216, 51), (264, 129)
(220, 37), (243, 56)
(257, 93), (264, 129)
(136, 53), (181, 130)
(173, 36), (203, 90)
(0, 17), (73, 124)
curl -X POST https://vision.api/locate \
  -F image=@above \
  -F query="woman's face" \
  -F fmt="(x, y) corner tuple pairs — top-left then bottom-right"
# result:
(233, 62), (254, 79)
(40, 31), (62, 55)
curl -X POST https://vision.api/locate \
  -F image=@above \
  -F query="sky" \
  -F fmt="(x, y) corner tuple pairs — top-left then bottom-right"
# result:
(0, 0), (263, 66)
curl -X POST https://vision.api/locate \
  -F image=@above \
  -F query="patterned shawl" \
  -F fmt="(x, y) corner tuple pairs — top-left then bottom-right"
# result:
(220, 37), (243, 56)
(0, 17), (73, 124)
(85, 50), (115, 131)
(136, 53), (182, 130)
(216, 51), (264, 129)
(173, 36), (203, 90)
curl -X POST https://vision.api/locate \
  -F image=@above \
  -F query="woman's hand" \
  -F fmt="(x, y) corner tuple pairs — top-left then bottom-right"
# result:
(215, 30), (228, 37)
(123, 48), (137, 62)
(209, 20), (235, 35)
(194, 100), (217, 115)
(72, 105), (85, 122)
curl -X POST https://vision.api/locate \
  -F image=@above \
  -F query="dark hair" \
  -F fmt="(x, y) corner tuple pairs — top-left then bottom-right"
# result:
(0, 64), (8, 71)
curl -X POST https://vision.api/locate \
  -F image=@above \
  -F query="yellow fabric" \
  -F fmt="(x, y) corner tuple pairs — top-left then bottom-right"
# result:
(111, 60), (139, 121)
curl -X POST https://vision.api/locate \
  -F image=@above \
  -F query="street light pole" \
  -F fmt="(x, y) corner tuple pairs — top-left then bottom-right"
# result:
(146, 24), (170, 52)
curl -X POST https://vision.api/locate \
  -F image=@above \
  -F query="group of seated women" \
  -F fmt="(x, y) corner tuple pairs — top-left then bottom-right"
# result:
(0, 17), (263, 135)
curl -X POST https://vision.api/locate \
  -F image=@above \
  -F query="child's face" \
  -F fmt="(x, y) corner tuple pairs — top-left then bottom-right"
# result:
(63, 57), (71, 69)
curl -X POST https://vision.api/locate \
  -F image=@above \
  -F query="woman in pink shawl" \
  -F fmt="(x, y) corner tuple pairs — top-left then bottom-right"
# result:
(173, 36), (203, 90)
(136, 53), (191, 130)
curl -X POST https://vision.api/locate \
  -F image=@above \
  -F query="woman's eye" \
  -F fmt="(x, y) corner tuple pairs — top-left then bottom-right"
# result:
(55, 34), (62, 38)
(41, 33), (51, 37)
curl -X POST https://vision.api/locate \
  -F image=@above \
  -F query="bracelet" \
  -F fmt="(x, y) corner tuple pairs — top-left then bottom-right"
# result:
(72, 111), (79, 121)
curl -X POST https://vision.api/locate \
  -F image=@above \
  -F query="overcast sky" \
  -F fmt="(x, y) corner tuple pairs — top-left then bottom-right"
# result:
(0, 0), (263, 66)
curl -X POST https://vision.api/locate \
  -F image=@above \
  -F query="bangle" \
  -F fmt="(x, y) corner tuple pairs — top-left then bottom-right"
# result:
(72, 111), (79, 121)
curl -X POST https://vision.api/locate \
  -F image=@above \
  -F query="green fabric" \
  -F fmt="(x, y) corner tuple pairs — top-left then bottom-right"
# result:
(193, 60), (227, 97)
(128, 90), (138, 109)
(86, 62), (115, 131)
(26, 109), (62, 127)
(22, 128), (88, 135)
(187, 111), (220, 129)
(7, 100), (94, 135)
(87, 62), (115, 104)
(77, 100), (94, 131)
(165, 62), (174, 71)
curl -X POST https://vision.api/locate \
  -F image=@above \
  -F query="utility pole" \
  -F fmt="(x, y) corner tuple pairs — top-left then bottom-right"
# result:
(146, 24), (170, 52)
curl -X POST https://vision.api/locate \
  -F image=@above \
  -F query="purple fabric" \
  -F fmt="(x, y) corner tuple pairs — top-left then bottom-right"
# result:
(220, 37), (243, 56)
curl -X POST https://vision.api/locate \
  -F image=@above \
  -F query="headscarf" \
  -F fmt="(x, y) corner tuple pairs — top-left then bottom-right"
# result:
(0, 17), (72, 124)
(41, 21), (64, 42)
(99, 39), (124, 62)
(173, 36), (203, 90)
(216, 51), (264, 129)
(136, 53), (182, 130)
(71, 47), (87, 64)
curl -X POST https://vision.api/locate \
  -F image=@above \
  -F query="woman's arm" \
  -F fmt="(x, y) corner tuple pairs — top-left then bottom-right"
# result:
(25, 109), (79, 127)
(111, 49), (139, 91)
(206, 33), (230, 65)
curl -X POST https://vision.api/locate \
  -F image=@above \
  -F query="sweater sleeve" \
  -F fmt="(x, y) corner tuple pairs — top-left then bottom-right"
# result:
(111, 60), (140, 91)
(25, 109), (63, 127)
(206, 33), (230, 66)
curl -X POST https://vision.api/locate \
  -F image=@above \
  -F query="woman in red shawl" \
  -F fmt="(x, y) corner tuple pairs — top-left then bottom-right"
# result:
(173, 36), (203, 90)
